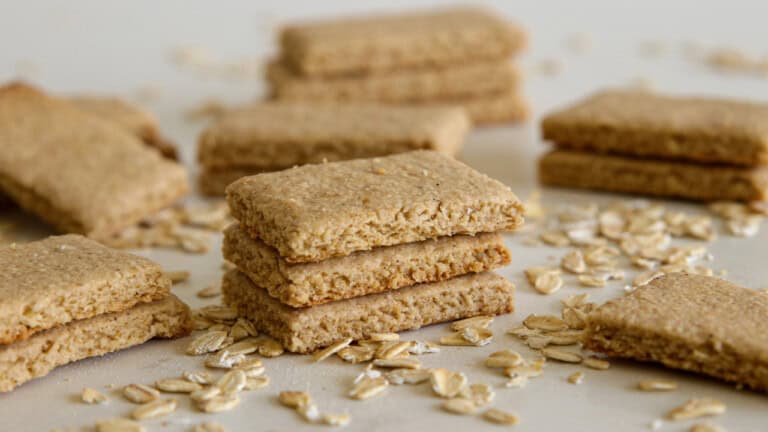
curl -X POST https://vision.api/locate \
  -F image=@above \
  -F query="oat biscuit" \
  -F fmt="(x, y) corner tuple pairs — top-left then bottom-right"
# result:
(0, 235), (171, 344)
(226, 151), (524, 263)
(584, 273), (768, 392)
(0, 83), (188, 239)
(280, 7), (526, 77)
(539, 150), (768, 202)
(267, 59), (521, 104)
(541, 90), (768, 166)
(223, 223), (511, 307)
(68, 96), (178, 159)
(222, 269), (514, 353)
(198, 103), (470, 169)
(0, 295), (191, 392)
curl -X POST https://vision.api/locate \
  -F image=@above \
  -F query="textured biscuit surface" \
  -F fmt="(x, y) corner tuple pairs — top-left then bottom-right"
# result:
(0, 235), (171, 345)
(227, 150), (524, 263)
(198, 103), (469, 168)
(280, 7), (526, 77)
(267, 59), (521, 103)
(585, 273), (768, 392)
(539, 150), (768, 202)
(0, 295), (191, 392)
(0, 83), (188, 239)
(223, 269), (514, 353)
(223, 223), (511, 307)
(541, 90), (768, 166)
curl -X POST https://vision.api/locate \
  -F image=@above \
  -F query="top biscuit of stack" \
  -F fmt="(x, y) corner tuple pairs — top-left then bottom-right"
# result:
(280, 6), (526, 77)
(226, 150), (524, 263)
(0, 83), (188, 239)
(542, 89), (768, 166)
(0, 235), (171, 345)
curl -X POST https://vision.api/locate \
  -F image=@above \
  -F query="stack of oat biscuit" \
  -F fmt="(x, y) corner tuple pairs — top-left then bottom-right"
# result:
(266, 6), (528, 125)
(0, 235), (192, 392)
(540, 89), (768, 202)
(221, 151), (523, 353)
(196, 103), (470, 195)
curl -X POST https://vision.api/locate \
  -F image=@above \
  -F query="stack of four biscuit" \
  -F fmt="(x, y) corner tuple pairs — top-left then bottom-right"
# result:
(220, 151), (523, 353)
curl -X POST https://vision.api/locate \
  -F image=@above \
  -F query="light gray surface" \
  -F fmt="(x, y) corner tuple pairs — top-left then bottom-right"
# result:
(0, 1), (767, 430)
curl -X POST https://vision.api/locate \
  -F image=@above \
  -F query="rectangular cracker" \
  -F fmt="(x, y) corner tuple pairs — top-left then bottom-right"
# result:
(0, 235), (171, 345)
(197, 103), (470, 169)
(541, 89), (768, 166)
(280, 6), (526, 77)
(227, 150), (524, 263)
(539, 150), (768, 202)
(584, 273), (768, 392)
(0, 295), (191, 392)
(267, 59), (521, 104)
(222, 269), (514, 353)
(0, 83), (188, 239)
(67, 96), (178, 160)
(223, 223), (511, 307)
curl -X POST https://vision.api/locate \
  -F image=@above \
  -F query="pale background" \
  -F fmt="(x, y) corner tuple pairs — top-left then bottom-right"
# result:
(0, 0), (767, 431)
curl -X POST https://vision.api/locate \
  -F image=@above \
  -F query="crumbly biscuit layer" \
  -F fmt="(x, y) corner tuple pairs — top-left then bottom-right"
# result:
(222, 269), (514, 353)
(226, 150), (524, 263)
(198, 103), (469, 169)
(0, 295), (191, 392)
(280, 7), (526, 77)
(223, 223), (511, 307)
(542, 89), (768, 166)
(539, 150), (768, 202)
(0, 235), (171, 345)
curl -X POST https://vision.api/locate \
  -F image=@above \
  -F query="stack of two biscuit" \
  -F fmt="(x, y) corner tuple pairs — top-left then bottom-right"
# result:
(267, 7), (529, 125)
(220, 151), (524, 353)
(0, 235), (191, 392)
(540, 90), (768, 202)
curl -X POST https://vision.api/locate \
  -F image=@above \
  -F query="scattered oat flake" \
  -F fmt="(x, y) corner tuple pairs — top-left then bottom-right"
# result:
(540, 230), (570, 247)
(368, 332), (400, 342)
(131, 398), (177, 420)
(460, 383), (495, 406)
(450, 315), (493, 331)
(666, 398), (726, 421)
(460, 326), (493, 346)
(123, 384), (160, 404)
(321, 412), (351, 427)
(439, 332), (474, 346)
(197, 394), (240, 413)
(81, 387), (108, 404)
(163, 270), (190, 284)
(638, 379), (678, 391)
(485, 350), (524, 369)
(190, 386), (222, 402)
(337, 345), (375, 363)
(349, 376), (389, 400)
(375, 340), (413, 359)
(187, 330), (228, 355)
(567, 371), (584, 384)
(442, 398), (478, 415)
(256, 337), (284, 357)
(524, 314), (569, 332)
(313, 338), (353, 362)
(279, 391), (311, 408)
(578, 274), (607, 287)
(245, 376), (270, 390)
(583, 356), (611, 370)
(373, 358), (421, 369)
(183, 371), (213, 385)
(483, 408), (519, 425)
(197, 285), (221, 298)
(155, 378), (202, 393)
(430, 369), (467, 398)
(217, 370), (247, 395)
(540, 347), (583, 363)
